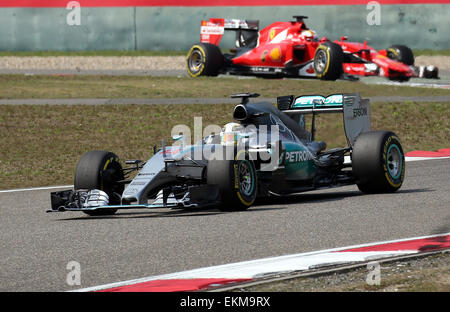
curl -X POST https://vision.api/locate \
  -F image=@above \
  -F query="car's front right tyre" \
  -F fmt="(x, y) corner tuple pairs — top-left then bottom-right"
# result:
(387, 44), (414, 66)
(313, 42), (344, 81)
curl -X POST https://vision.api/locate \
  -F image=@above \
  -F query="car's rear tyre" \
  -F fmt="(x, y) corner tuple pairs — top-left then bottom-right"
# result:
(186, 43), (224, 77)
(74, 150), (124, 216)
(207, 150), (257, 211)
(423, 65), (439, 79)
(313, 42), (344, 81)
(387, 45), (414, 66)
(352, 131), (405, 193)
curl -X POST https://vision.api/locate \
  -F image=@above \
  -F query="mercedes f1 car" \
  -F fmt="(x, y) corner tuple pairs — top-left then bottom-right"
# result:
(187, 16), (438, 81)
(48, 92), (405, 215)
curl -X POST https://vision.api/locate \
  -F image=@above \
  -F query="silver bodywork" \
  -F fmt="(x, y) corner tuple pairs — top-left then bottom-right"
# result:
(48, 92), (371, 213)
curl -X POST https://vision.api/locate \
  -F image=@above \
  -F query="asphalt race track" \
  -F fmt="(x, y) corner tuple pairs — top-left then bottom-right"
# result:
(0, 158), (448, 292)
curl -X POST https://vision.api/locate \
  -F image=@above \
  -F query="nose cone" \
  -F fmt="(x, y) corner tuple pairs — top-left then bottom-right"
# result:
(122, 152), (166, 204)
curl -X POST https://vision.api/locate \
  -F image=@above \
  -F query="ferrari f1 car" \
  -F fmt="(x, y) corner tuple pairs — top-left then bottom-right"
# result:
(187, 16), (438, 81)
(48, 92), (405, 215)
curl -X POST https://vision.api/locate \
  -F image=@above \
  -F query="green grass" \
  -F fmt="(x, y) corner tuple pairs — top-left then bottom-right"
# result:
(1, 75), (450, 100)
(0, 49), (449, 57)
(0, 50), (187, 57)
(413, 49), (450, 57)
(0, 102), (448, 189)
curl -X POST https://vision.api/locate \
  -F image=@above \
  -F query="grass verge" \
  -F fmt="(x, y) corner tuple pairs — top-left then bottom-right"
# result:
(0, 50), (187, 57)
(0, 102), (448, 190)
(0, 49), (449, 57)
(1, 75), (450, 100)
(413, 49), (450, 57)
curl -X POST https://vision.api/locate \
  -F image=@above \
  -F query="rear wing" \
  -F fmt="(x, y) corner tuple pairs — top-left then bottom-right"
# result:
(277, 93), (370, 146)
(200, 18), (259, 46)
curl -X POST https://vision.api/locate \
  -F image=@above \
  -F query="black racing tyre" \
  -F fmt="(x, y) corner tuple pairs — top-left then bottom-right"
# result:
(74, 150), (124, 216)
(186, 43), (224, 77)
(387, 45), (414, 66)
(207, 150), (257, 211)
(423, 65), (439, 79)
(352, 131), (405, 193)
(313, 42), (344, 81)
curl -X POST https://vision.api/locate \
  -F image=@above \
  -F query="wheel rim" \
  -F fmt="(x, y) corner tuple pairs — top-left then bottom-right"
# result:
(188, 49), (204, 74)
(387, 144), (402, 179)
(238, 161), (254, 196)
(314, 49), (328, 73)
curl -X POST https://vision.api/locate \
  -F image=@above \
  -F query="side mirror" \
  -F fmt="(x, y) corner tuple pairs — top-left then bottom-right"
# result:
(172, 134), (185, 150)
(172, 134), (184, 142)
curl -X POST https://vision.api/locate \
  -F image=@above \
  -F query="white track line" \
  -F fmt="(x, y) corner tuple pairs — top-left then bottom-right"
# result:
(0, 185), (73, 194)
(341, 155), (449, 164)
(404, 156), (450, 162)
(370, 80), (450, 90)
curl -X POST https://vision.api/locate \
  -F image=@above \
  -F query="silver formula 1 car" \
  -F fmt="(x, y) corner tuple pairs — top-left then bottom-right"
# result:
(48, 92), (405, 215)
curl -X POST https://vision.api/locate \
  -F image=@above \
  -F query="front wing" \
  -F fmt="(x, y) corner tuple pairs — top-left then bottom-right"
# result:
(47, 184), (221, 213)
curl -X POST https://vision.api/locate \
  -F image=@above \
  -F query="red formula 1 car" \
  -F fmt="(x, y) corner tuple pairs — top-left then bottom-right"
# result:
(186, 16), (438, 81)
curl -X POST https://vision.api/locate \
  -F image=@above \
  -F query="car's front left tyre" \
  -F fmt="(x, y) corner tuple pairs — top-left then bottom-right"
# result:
(186, 43), (224, 77)
(74, 150), (124, 216)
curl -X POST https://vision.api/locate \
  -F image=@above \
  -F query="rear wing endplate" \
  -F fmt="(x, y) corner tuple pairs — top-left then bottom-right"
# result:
(277, 93), (370, 146)
(200, 18), (259, 46)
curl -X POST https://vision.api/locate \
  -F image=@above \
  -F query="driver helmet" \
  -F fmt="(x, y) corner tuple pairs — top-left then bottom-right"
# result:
(300, 30), (317, 41)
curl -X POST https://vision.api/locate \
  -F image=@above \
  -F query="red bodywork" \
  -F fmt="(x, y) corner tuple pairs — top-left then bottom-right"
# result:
(199, 17), (418, 79)
(337, 39), (416, 79)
